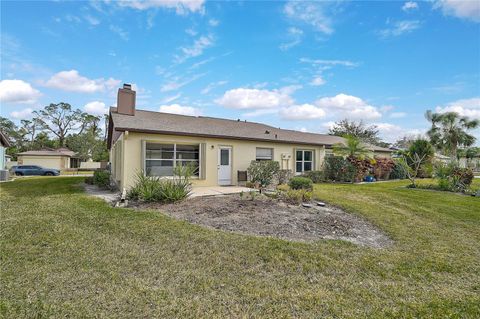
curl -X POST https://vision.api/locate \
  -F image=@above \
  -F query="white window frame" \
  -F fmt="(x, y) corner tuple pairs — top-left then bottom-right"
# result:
(296, 149), (314, 174)
(145, 142), (200, 177)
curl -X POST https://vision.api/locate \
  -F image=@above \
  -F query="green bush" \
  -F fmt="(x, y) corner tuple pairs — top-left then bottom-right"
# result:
(93, 170), (110, 189)
(127, 169), (192, 202)
(288, 176), (313, 190)
(433, 162), (474, 193)
(84, 176), (94, 185)
(282, 189), (312, 204)
(324, 157), (356, 182)
(302, 170), (325, 183)
(389, 161), (407, 180)
(247, 160), (280, 187)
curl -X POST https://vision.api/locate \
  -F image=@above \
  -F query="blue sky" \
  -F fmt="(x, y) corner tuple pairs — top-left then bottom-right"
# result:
(1, 0), (479, 143)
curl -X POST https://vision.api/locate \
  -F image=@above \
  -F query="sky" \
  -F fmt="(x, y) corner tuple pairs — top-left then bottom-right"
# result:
(1, 0), (479, 143)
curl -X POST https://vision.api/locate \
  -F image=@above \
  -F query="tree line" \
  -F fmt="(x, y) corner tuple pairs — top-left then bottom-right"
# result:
(328, 110), (479, 159)
(1, 102), (109, 162)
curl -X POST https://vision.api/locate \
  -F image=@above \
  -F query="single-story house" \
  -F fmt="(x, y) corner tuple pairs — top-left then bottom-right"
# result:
(108, 84), (392, 191)
(17, 148), (81, 170)
(0, 131), (11, 170)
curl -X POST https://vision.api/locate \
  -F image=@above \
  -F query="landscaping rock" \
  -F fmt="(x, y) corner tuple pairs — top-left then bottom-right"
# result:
(302, 203), (313, 208)
(316, 202), (326, 207)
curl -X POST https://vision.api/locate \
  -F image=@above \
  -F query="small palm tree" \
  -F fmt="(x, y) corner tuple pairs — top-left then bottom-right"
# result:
(426, 111), (479, 159)
(333, 134), (371, 159)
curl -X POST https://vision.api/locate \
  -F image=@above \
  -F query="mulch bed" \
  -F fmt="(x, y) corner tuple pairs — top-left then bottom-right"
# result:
(133, 194), (393, 248)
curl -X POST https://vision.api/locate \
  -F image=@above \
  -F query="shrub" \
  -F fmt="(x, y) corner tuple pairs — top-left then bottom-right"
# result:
(276, 184), (290, 192)
(127, 168), (192, 202)
(93, 170), (110, 189)
(282, 189), (312, 205)
(348, 156), (374, 182)
(247, 160), (280, 187)
(84, 176), (94, 185)
(276, 169), (293, 185)
(433, 162), (474, 193)
(288, 176), (313, 190)
(302, 170), (325, 183)
(389, 161), (407, 180)
(373, 157), (395, 180)
(323, 157), (356, 182)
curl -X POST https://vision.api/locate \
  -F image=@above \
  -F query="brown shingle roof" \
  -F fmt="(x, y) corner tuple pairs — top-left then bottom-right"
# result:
(17, 148), (77, 157)
(108, 108), (392, 152)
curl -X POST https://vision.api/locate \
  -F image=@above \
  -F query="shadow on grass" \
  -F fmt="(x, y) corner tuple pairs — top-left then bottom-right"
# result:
(1, 176), (85, 198)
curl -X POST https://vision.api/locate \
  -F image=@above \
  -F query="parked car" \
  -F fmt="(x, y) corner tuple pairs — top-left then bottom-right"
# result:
(12, 165), (60, 176)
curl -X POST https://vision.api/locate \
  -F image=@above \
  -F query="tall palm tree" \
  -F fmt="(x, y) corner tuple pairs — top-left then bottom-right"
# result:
(333, 134), (371, 159)
(425, 111), (479, 159)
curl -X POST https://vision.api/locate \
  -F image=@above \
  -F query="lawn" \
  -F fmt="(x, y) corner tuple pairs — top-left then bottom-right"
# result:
(1, 177), (479, 318)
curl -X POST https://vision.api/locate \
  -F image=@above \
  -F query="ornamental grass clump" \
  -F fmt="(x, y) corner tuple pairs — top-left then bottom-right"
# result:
(127, 164), (194, 203)
(288, 176), (313, 190)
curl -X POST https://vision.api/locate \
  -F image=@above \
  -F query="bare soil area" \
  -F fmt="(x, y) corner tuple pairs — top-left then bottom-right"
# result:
(135, 195), (392, 248)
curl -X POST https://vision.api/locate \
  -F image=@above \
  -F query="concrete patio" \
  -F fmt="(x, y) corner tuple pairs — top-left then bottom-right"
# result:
(190, 186), (256, 198)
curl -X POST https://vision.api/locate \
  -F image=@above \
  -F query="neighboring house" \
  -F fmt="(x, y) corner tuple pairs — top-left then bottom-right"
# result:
(0, 131), (11, 170)
(17, 148), (81, 170)
(107, 84), (392, 190)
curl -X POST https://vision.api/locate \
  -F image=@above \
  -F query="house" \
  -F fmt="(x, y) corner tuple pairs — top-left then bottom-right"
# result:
(0, 131), (11, 170)
(107, 84), (392, 190)
(17, 148), (81, 170)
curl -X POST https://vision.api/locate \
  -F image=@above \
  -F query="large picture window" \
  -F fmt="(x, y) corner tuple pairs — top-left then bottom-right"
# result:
(296, 150), (313, 173)
(256, 148), (273, 161)
(145, 143), (199, 177)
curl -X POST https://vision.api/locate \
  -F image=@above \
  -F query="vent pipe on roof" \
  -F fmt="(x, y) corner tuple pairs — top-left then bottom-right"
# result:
(117, 83), (136, 116)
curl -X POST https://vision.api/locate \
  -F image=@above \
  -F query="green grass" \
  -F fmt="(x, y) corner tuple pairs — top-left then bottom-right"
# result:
(1, 177), (479, 318)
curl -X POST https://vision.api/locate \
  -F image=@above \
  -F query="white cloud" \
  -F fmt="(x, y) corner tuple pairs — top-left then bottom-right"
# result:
(160, 93), (181, 104)
(109, 25), (129, 41)
(315, 93), (382, 120)
(84, 15), (100, 26)
(84, 101), (108, 115)
(279, 27), (304, 51)
(299, 58), (359, 68)
(216, 88), (294, 109)
(185, 28), (198, 36)
(44, 70), (121, 93)
(10, 108), (34, 119)
(435, 97), (480, 119)
(160, 73), (206, 92)
(310, 75), (326, 86)
(283, 1), (334, 34)
(158, 104), (201, 116)
(0, 80), (41, 104)
(117, 0), (205, 14)
(201, 80), (228, 95)
(208, 19), (219, 27)
(280, 104), (326, 120)
(402, 2), (418, 11)
(434, 0), (480, 22)
(242, 109), (279, 117)
(390, 112), (407, 118)
(378, 20), (421, 38)
(175, 35), (214, 63)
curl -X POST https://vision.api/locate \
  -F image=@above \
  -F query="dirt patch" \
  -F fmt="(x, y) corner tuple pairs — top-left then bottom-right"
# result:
(134, 195), (392, 248)
(83, 183), (120, 205)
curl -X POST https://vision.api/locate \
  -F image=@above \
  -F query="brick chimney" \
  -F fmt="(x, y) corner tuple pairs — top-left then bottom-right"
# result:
(117, 83), (136, 116)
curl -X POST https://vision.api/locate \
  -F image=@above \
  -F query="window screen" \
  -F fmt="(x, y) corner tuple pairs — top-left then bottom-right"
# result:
(256, 148), (273, 160)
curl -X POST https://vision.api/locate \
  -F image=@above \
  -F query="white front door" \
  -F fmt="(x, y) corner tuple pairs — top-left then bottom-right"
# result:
(218, 147), (232, 185)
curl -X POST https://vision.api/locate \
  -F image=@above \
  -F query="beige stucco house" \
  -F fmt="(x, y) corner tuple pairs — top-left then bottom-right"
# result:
(108, 84), (392, 191)
(17, 148), (80, 170)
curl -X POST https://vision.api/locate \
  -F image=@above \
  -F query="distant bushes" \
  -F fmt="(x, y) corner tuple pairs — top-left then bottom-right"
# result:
(323, 157), (356, 183)
(85, 170), (111, 189)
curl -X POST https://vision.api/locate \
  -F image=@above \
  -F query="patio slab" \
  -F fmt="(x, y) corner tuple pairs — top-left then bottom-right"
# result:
(191, 186), (256, 198)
